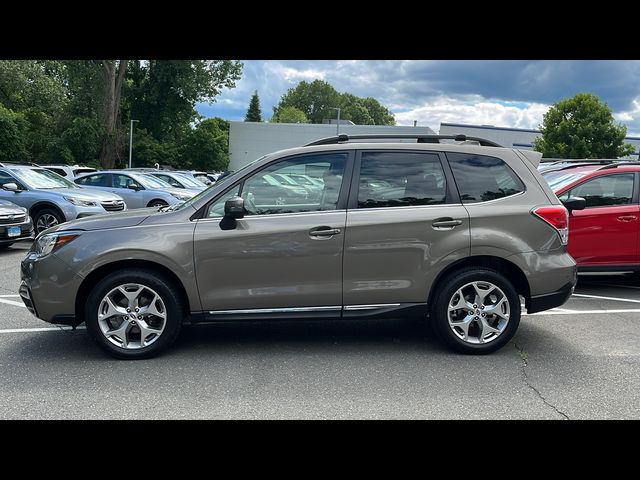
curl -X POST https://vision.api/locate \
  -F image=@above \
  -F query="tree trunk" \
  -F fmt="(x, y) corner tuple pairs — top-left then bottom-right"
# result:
(99, 60), (127, 169)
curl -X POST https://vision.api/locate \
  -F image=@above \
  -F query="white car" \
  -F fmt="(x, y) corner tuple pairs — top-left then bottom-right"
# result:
(45, 165), (98, 180)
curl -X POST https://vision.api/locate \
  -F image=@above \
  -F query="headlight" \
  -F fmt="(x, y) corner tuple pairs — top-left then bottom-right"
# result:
(64, 196), (98, 207)
(171, 193), (192, 201)
(33, 231), (80, 258)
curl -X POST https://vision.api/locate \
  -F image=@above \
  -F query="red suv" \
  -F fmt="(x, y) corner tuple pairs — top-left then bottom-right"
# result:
(543, 163), (640, 271)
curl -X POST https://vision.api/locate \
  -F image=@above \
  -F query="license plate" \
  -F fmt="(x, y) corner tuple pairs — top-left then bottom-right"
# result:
(7, 226), (21, 237)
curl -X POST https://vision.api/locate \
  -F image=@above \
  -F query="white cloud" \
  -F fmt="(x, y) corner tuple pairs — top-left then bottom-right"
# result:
(265, 63), (327, 82)
(393, 96), (549, 132)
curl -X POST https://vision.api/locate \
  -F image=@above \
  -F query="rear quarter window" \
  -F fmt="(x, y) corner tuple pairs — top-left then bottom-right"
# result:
(447, 152), (525, 203)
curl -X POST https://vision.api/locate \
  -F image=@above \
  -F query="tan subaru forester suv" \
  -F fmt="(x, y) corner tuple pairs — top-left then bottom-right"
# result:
(20, 134), (578, 359)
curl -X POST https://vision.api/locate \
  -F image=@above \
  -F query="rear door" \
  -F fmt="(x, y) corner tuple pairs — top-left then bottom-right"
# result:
(342, 150), (470, 311)
(559, 172), (639, 266)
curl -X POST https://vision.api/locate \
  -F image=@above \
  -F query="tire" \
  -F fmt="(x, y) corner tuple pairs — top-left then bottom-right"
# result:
(429, 267), (521, 354)
(33, 208), (64, 234)
(84, 269), (184, 359)
(148, 200), (168, 208)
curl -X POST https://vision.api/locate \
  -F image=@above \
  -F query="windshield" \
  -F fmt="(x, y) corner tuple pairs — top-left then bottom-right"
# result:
(172, 172), (205, 188)
(174, 155), (270, 212)
(130, 173), (173, 189)
(542, 171), (589, 192)
(11, 168), (79, 189)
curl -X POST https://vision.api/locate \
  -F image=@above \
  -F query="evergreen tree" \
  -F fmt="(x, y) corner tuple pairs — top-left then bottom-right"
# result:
(244, 90), (262, 122)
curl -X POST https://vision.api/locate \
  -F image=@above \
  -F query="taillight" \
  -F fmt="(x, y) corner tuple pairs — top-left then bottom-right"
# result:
(532, 205), (569, 245)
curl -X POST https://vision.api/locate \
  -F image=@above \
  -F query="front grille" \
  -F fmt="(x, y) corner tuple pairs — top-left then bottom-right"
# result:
(0, 214), (26, 225)
(101, 200), (125, 212)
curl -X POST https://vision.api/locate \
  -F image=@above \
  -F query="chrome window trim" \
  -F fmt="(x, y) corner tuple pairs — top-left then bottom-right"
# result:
(197, 209), (347, 223)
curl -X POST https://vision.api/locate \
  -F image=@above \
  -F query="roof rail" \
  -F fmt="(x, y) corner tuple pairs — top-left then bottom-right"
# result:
(304, 134), (503, 147)
(597, 161), (640, 170)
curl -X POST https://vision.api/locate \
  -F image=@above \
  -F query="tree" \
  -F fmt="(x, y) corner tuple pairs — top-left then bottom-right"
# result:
(273, 79), (395, 125)
(0, 104), (28, 163)
(270, 106), (309, 123)
(98, 60), (128, 169)
(533, 93), (634, 159)
(182, 118), (230, 171)
(244, 90), (262, 122)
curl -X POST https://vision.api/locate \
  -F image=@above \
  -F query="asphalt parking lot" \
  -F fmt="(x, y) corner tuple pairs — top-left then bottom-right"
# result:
(1, 242), (639, 419)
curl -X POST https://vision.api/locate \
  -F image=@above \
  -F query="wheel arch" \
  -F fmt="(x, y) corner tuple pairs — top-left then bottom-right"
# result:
(29, 202), (66, 223)
(75, 259), (192, 325)
(427, 256), (531, 310)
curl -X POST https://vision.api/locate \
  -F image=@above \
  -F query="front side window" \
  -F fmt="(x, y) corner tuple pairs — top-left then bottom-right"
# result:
(154, 174), (182, 188)
(357, 152), (447, 208)
(239, 153), (347, 216)
(205, 185), (241, 218)
(113, 174), (140, 189)
(447, 153), (524, 203)
(76, 173), (110, 187)
(564, 174), (634, 207)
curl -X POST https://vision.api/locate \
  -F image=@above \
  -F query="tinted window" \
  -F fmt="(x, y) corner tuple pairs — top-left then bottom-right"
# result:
(240, 153), (347, 215)
(47, 168), (67, 177)
(566, 174), (634, 207)
(357, 152), (446, 208)
(0, 171), (16, 185)
(447, 153), (524, 203)
(76, 174), (110, 187)
(154, 174), (182, 188)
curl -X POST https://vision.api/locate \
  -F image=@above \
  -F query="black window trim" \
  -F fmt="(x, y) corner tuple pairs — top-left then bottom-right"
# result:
(561, 171), (638, 209)
(192, 150), (356, 220)
(347, 149), (459, 210)
(443, 151), (527, 205)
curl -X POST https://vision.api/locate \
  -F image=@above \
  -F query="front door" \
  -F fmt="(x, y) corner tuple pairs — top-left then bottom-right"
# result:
(111, 174), (145, 209)
(560, 172), (639, 266)
(343, 150), (470, 309)
(193, 151), (353, 315)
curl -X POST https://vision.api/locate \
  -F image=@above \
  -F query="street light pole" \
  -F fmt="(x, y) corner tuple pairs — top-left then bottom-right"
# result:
(331, 107), (341, 136)
(129, 119), (139, 169)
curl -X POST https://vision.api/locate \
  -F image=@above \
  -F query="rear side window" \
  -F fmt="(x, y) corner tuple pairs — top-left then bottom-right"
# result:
(357, 152), (447, 208)
(447, 153), (524, 203)
(76, 174), (110, 187)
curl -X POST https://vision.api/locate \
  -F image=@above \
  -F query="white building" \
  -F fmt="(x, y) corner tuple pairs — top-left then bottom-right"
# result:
(439, 122), (640, 159)
(229, 122), (436, 170)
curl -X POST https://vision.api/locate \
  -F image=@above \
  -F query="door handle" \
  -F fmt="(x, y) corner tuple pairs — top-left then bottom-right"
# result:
(309, 226), (341, 237)
(617, 215), (637, 222)
(432, 218), (463, 229)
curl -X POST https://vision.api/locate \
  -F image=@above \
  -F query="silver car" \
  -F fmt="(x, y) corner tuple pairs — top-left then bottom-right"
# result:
(20, 134), (578, 359)
(0, 164), (126, 234)
(74, 170), (195, 209)
(147, 171), (206, 193)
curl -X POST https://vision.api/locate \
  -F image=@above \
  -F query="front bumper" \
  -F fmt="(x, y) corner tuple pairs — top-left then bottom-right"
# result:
(20, 251), (84, 325)
(0, 217), (34, 244)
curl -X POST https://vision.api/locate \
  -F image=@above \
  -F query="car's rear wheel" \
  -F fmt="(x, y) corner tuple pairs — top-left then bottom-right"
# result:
(33, 208), (64, 234)
(85, 269), (183, 359)
(430, 268), (521, 354)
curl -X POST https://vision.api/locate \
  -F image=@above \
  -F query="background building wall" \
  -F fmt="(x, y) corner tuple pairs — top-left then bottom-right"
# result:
(229, 122), (436, 170)
(439, 122), (640, 159)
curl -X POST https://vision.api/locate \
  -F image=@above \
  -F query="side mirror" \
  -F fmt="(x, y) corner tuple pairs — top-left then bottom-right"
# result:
(1, 183), (20, 192)
(562, 196), (586, 213)
(224, 196), (245, 219)
(128, 183), (141, 191)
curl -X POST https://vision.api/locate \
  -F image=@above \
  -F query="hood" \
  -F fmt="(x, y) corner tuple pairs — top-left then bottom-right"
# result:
(0, 201), (27, 215)
(37, 187), (124, 202)
(42, 207), (158, 234)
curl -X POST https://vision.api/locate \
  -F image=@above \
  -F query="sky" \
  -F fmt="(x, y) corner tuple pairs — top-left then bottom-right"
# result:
(195, 60), (640, 137)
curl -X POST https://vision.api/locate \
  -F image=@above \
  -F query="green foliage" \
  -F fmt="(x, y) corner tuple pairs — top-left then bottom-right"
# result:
(272, 79), (395, 125)
(270, 106), (309, 123)
(533, 93), (635, 158)
(181, 118), (230, 171)
(245, 90), (262, 122)
(0, 104), (28, 163)
(0, 60), (242, 169)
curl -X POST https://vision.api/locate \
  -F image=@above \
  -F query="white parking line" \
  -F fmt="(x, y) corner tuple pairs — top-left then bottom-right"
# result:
(572, 293), (640, 304)
(0, 326), (85, 334)
(587, 283), (640, 290)
(0, 298), (26, 307)
(0, 294), (20, 297)
(527, 308), (640, 316)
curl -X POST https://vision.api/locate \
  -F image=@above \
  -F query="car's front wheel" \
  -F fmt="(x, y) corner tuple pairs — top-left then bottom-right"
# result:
(33, 208), (64, 234)
(85, 269), (183, 359)
(430, 267), (521, 354)
(148, 200), (168, 208)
